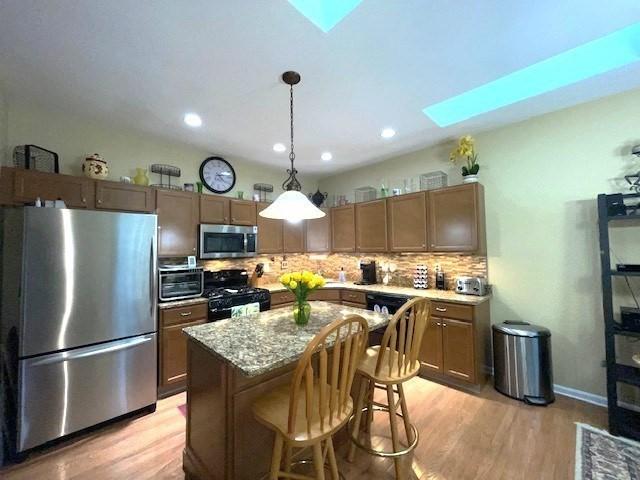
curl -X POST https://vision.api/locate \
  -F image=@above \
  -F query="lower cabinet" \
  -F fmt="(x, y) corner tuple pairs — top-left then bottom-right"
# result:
(159, 303), (208, 397)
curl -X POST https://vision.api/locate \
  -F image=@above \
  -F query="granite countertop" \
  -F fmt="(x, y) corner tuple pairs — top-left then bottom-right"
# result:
(263, 281), (491, 306)
(158, 297), (209, 310)
(183, 301), (390, 377)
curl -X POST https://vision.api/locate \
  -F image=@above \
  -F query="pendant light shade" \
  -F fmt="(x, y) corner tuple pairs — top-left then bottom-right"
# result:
(259, 71), (326, 222)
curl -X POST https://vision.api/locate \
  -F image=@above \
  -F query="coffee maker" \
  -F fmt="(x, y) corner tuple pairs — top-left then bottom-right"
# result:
(356, 260), (377, 285)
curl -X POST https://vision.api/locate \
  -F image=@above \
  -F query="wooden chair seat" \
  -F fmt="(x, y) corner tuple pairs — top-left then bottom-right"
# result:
(253, 382), (353, 445)
(356, 346), (421, 385)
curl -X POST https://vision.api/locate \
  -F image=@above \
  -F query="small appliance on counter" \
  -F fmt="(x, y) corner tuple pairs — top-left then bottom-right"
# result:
(435, 265), (446, 290)
(355, 260), (377, 285)
(455, 276), (488, 296)
(203, 269), (271, 321)
(158, 264), (204, 301)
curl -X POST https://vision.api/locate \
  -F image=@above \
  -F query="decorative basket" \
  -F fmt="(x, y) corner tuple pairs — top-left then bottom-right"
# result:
(354, 186), (377, 203)
(420, 171), (448, 191)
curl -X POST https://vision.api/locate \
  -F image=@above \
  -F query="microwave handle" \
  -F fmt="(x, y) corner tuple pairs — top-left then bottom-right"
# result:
(244, 234), (248, 252)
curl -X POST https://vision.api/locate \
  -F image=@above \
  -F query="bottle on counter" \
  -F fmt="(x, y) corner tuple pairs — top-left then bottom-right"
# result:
(435, 265), (446, 290)
(338, 267), (346, 283)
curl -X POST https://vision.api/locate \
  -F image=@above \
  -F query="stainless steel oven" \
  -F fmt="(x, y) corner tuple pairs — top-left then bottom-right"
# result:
(199, 225), (257, 259)
(159, 266), (204, 301)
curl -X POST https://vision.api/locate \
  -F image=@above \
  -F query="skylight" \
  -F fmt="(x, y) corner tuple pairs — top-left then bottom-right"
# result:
(287, 0), (363, 33)
(423, 22), (640, 127)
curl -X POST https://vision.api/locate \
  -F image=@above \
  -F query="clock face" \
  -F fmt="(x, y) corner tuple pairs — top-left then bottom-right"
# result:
(199, 156), (236, 194)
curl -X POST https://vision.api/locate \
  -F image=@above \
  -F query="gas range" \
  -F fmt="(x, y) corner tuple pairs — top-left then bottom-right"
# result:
(203, 269), (271, 321)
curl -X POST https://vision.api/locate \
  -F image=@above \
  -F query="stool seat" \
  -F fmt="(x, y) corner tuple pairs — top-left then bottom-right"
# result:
(253, 382), (353, 445)
(357, 346), (420, 385)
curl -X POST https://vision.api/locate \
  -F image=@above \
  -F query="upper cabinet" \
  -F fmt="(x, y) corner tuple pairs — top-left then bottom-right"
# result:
(95, 181), (155, 213)
(157, 190), (200, 257)
(200, 195), (230, 224)
(355, 199), (387, 252)
(387, 192), (428, 252)
(13, 168), (94, 208)
(257, 202), (283, 254)
(230, 200), (257, 226)
(428, 184), (485, 253)
(305, 209), (331, 253)
(331, 204), (356, 252)
(283, 220), (305, 253)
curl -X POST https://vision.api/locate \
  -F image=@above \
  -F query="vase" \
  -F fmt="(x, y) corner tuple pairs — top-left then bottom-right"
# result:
(463, 174), (479, 184)
(133, 168), (149, 186)
(293, 300), (311, 326)
(82, 153), (109, 179)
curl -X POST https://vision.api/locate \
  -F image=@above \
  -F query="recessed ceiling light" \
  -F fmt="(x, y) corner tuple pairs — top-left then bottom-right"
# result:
(273, 143), (286, 153)
(321, 152), (333, 161)
(381, 128), (396, 139)
(183, 113), (202, 128)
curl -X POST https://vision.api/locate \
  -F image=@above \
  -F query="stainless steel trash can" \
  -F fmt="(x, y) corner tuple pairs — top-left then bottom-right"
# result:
(492, 321), (554, 405)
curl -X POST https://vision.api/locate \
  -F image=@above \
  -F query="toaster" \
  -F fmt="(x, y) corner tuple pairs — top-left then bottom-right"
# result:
(455, 276), (488, 296)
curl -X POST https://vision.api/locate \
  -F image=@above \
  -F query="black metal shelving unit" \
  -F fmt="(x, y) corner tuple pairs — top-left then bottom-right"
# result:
(597, 192), (640, 441)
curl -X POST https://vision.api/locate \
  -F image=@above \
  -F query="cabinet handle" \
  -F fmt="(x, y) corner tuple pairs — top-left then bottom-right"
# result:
(97, 199), (102, 204)
(436, 322), (441, 326)
(435, 307), (447, 312)
(180, 312), (192, 317)
(82, 197), (86, 203)
(442, 322), (447, 327)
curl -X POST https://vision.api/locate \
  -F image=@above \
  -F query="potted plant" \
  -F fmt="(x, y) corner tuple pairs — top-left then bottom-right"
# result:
(450, 135), (480, 183)
(279, 271), (326, 326)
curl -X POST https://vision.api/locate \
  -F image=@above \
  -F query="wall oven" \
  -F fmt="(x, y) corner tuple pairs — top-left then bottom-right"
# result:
(199, 225), (257, 259)
(159, 266), (204, 301)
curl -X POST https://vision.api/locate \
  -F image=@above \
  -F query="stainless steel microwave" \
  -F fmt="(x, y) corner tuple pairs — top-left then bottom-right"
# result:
(199, 225), (258, 259)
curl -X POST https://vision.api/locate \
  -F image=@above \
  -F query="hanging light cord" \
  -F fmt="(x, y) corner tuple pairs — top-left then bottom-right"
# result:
(283, 81), (301, 191)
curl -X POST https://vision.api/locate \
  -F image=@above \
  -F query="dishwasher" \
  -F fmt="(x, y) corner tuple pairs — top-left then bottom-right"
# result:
(365, 292), (411, 344)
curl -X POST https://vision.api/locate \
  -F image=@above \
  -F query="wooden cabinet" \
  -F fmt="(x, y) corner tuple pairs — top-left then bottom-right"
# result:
(13, 168), (94, 208)
(156, 189), (199, 257)
(257, 202), (283, 254)
(0, 167), (18, 206)
(230, 200), (257, 226)
(94, 180), (155, 212)
(387, 192), (428, 252)
(418, 300), (490, 388)
(307, 289), (341, 303)
(428, 183), (485, 253)
(305, 209), (331, 252)
(331, 204), (356, 252)
(355, 199), (387, 252)
(159, 303), (208, 397)
(270, 290), (295, 308)
(340, 289), (367, 306)
(200, 195), (230, 224)
(283, 219), (305, 253)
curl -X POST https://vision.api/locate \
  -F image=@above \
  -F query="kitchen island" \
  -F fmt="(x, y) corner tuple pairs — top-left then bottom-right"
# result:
(181, 301), (390, 480)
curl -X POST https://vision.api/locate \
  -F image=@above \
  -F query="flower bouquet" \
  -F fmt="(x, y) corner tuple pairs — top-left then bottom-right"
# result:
(450, 135), (480, 182)
(279, 271), (326, 325)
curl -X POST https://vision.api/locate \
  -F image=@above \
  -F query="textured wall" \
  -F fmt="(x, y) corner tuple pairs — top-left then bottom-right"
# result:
(318, 88), (640, 398)
(202, 252), (487, 289)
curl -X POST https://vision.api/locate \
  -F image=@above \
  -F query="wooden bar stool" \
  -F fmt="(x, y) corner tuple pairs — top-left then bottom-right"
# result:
(347, 297), (431, 479)
(253, 315), (370, 480)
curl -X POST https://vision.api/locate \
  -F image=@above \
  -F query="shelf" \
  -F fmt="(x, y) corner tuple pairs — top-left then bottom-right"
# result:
(610, 270), (640, 277)
(615, 364), (640, 388)
(608, 213), (640, 222)
(610, 406), (640, 442)
(611, 325), (640, 338)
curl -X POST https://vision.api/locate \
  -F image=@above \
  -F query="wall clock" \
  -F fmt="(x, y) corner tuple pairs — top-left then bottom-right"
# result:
(199, 156), (236, 194)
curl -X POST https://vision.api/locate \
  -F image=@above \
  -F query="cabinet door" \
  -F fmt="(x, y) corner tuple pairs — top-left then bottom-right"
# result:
(257, 202), (283, 254)
(419, 317), (443, 373)
(356, 199), (388, 252)
(230, 200), (257, 226)
(0, 167), (17, 206)
(160, 319), (206, 388)
(388, 193), (427, 252)
(13, 169), (94, 208)
(305, 209), (331, 252)
(95, 181), (155, 212)
(442, 318), (475, 383)
(283, 219), (305, 253)
(200, 195), (230, 224)
(157, 190), (199, 257)
(428, 184), (483, 252)
(331, 204), (356, 252)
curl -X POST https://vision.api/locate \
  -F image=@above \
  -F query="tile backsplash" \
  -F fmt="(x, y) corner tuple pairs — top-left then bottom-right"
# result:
(202, 253), (487, 290)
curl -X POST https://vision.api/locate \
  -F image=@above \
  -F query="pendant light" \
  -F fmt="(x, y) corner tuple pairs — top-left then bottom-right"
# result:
(259, 71), (326, 223)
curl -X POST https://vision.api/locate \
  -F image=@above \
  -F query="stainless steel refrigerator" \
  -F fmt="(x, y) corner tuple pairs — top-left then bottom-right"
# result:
(0, 207), (157, 459)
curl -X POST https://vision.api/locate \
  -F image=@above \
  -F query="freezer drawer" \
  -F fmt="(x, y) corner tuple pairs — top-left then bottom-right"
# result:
(18, 333), (157, 451)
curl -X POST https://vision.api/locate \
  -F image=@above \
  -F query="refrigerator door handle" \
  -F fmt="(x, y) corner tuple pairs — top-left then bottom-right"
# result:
(26, 335), (155, 367)
(150, 236), (157, 319)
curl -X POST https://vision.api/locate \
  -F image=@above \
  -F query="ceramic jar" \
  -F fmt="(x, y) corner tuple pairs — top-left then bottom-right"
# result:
(82, 153), (109, 179)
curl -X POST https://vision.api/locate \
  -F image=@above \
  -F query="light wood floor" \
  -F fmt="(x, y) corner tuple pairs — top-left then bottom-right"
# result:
(1, 377), (607, 480)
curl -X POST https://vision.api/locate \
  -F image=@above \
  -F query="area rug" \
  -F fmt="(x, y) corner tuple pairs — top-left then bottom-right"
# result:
(575, 422), (640, 479)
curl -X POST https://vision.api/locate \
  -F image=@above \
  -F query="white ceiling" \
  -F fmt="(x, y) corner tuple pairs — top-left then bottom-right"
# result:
(1, 1), (640, 176)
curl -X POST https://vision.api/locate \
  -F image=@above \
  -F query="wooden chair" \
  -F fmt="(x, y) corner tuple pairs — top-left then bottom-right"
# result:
(253, 315), (370, 480)
(347, 297), (431, 479)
